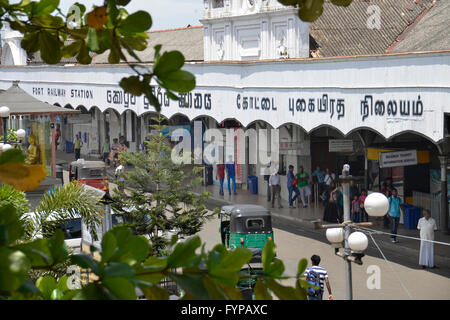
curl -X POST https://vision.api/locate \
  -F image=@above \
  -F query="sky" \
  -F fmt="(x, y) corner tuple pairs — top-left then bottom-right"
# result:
(59, 0), (204, 30)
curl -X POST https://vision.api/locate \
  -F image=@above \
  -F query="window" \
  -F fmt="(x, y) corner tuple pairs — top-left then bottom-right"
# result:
(246, 218), (264, 231)
(212, 0), (224, 8)
(42, 218), (82, 240)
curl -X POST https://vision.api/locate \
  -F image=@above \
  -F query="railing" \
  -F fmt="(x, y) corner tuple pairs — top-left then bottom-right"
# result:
(313, 183), (319, 207)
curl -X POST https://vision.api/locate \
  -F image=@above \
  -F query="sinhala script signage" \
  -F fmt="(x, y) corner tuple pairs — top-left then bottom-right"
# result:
(379, 150), (418, 168)
(6, 81), (448, 143)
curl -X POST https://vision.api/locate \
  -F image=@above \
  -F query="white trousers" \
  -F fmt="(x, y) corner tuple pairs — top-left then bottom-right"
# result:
(419, 240), (434, 267)
(298, 186), (311, 206)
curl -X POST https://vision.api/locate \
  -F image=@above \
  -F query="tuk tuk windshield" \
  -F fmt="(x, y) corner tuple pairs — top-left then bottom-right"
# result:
(246, 218), (264, 231)
(79, 167), (107, 179)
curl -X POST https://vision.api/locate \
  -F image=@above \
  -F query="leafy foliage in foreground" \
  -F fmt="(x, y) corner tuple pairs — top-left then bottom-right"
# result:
(0, 200), (313, 300)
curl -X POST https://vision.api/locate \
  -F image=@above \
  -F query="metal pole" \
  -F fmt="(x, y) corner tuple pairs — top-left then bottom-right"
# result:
(438, 156), (449, 234)
(103, 203), (112, 234)
(341, 165), (353, 300)
(364, 149), (369, 191)
(2, 118), (7, 144)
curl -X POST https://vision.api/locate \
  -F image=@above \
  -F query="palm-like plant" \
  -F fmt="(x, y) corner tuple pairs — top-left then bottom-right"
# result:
(0, 184), (29, 218)
(21, 181), (104, 241)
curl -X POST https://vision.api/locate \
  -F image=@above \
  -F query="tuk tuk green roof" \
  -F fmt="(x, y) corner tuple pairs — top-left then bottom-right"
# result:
(228, 205), (271, 218)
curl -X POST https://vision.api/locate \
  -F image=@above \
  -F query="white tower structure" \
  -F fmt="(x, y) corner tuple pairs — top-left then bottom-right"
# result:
(0, 22), (27, 66)
(201, 0), (310, 61)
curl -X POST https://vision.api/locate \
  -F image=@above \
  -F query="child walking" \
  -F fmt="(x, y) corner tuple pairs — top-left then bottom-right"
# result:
(351, 194), (361, 223)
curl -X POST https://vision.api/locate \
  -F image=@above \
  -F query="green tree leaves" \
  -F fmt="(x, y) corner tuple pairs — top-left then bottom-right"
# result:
(0, 248), (30, 292)
(118, 11), (152, 36)
(277, 0), (353, 22)
(38, 30), (62, 64)
(207, 245), (252, 287)
(262, 240), (285, 278)
(167, 236), (201, 268)
(154, 51), (196, 94)
(330, 0), (353, 6)
(33, 0), (59, 16)
(298, 0), (324, 22)
(0, 204), (24, 246)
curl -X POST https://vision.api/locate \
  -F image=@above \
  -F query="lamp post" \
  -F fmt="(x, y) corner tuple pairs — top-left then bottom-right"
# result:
(0, 106), (11, 145)
(314, 165), (388, 300)
(0, 106), (27, 153)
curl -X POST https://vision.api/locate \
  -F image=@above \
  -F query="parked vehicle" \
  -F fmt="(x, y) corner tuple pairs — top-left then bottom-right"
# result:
(219, 204), (274, 251)
(69, 160), (109, 192)
(219, 204), (274, 299)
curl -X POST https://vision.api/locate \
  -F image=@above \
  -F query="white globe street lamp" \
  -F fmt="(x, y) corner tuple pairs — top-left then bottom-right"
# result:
(0, 106), (11, 145)
(348, 231), (369, 252)
(364, 192), (390, 217)
(0, 106), (10, 118)
(326, 228), (344, 244)
(16, 129), (26, 140)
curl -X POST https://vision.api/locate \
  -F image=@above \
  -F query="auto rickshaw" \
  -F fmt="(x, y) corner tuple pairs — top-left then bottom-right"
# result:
(219, 204), (274, 250)
(219, 204), (274, 299)
(69, 160), (109, 192)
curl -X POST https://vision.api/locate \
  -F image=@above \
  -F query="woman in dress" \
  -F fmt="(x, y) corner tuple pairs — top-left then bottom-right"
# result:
(323, 182), (340, 223)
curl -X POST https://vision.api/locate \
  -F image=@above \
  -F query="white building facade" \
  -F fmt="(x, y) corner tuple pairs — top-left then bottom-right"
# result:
(0, 0), (449, 230)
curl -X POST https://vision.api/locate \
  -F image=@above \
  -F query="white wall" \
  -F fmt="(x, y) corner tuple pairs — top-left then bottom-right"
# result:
(202, 0), (309, 61)
(0, 51), (449, 144)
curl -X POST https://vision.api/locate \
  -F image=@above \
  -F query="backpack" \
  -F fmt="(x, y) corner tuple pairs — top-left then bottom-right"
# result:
(305, 270), (322, 297)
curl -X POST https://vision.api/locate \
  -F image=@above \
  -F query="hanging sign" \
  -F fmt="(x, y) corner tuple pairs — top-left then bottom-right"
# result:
(329, 139), (354, 152)
(379, 150), (418, 168)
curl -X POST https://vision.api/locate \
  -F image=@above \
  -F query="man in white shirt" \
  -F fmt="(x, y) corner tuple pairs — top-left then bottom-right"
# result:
(324, 168), (335, 190)
(269, 168), (283, 209)
(417, 210), (438, 269)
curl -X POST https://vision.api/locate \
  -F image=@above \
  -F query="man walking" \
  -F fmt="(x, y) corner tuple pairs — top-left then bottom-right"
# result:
(269, 168), (283, 209)
(226, 155), (237, 195)
(312, 166), (326, 200)
(296, 166), (311, 208)
(74, 134), (82, 160)
(287, 165), (300, 208)
(264, 163), (271, 202)
(102, 137), (111, 166)
(216, 163), (225, 196)
(417, 210), (438, 268)
(304, 255), (333, 300)
(388, 188), (404, 243)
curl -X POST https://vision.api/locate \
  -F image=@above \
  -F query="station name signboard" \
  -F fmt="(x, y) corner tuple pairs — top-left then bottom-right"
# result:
(379, 150), (418, 168)
(6, 79), (449, 144)
(329, 139), (353, 153)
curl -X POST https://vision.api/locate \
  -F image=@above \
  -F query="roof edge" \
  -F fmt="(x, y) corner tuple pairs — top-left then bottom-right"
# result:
(146, 25), (203, 34)
(386, 0), (438, 54)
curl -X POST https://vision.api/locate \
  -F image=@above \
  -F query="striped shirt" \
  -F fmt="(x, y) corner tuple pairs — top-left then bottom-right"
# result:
(304, 266), (328, 290)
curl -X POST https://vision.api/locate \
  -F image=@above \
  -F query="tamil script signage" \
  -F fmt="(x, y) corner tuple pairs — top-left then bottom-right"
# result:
(7, 81), (447, 143)
(329, 140), (354, 153)
(1, 50), (449, 144)
(379, 150), (418, 168)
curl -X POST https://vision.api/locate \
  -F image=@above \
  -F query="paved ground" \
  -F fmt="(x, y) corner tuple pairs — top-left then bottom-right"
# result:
(197, 215), (450, 300)
(55, 150), (450, 299)
(198, 183), (450, 279)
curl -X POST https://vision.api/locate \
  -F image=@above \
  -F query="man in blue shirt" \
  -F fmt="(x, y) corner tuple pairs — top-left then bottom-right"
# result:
(312, 166), (326, 200)
(226, 155), (237, 195)
(388, 188), (404, 243)
(287, 165), (300, 208)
